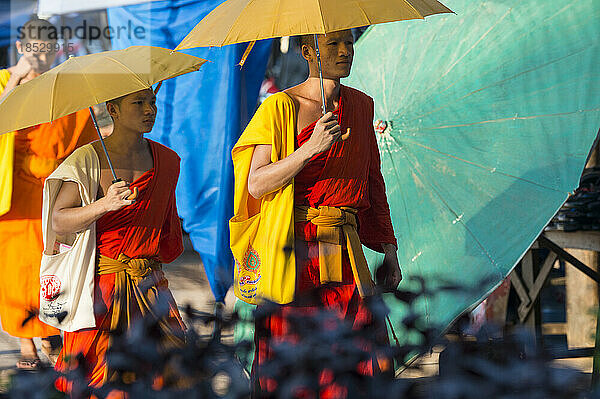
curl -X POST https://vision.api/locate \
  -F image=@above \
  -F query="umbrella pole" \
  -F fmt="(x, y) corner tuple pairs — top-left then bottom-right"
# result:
(314, 34), (327, 115)
(88, 107), (119, 183)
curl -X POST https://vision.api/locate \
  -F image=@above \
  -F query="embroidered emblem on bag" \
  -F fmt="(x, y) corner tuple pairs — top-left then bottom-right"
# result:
(237, 244), (261, 299)
(40, 275), (61, 302)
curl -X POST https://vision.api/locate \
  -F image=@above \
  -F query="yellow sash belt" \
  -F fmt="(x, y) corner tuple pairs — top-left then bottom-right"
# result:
(97, 254), (183, 346)
(295, 206), (375, 297)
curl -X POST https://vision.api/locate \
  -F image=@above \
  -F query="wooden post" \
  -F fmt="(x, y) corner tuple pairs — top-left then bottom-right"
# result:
(594, 304), (600, 386)
(567, 146), (599, 347)
(567, 143), (600, 385)
(520, 251), (542, 353)
(566, 250), (599, 349)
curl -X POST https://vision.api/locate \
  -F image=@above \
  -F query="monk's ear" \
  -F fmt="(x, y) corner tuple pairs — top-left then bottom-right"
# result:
(301, 44), (314, 63)
(15, 41), (23, 55)
(106, 102), (119, 120)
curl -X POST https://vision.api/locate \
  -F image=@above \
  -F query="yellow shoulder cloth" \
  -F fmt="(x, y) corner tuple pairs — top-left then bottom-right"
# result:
(0, 69), (14, 217)
(230, 92), (297, 305)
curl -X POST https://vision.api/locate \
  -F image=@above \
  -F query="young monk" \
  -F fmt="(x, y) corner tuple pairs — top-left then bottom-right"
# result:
(231, 30), (402, 397)
(0, 18), (96, 369)
(50, 88), (185, 389)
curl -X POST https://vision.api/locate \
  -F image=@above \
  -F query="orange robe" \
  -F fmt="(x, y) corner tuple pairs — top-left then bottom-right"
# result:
(0, 71), (97, 338)
(56, 140), (185, 389)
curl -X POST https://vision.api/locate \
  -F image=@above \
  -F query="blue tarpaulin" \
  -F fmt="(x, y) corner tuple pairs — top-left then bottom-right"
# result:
(1, 0), (34, 49)
(108, 0), (271, 302)
(0, 0), (9, 48)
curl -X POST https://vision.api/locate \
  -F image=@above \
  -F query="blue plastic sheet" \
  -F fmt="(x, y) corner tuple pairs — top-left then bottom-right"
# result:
(0, 1), (9, 48)
(108, 0), (271, 302)
(1, 0), (32, 49)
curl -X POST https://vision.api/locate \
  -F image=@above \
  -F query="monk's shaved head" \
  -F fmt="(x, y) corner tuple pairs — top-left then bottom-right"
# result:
(297, 34), (316, 50)
(298, 30), (355, 80)
(106, 94), (128, 121)
(107, 88), (154, 108)
(296, 29), (354, 51)
(19, 18), (58, 44)
(106, 89), (157, 134)
(106, 95), (125, 107)
(15, 18), (58, 74)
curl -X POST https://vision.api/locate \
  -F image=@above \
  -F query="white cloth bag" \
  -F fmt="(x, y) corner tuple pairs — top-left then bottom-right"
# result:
(39, 145), (99, 332)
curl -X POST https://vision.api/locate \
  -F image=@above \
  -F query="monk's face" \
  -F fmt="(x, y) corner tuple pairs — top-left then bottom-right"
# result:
(16, 39), (57, 74)
(108, 89), (157, 133)
(303, 30), (354, 80)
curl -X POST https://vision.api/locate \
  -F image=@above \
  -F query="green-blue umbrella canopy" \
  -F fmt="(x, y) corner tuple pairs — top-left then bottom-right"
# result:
(344, 0), (600, 337)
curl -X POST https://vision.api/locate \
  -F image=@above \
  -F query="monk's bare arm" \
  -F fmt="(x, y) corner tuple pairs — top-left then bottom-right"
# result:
(248, 112), (341, 199)
(52, 181), (133, 235)
(247, 144), (313, 199)
(0, 58), (31, 102)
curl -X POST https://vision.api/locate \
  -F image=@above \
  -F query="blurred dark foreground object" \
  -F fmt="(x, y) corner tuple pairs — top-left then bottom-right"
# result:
(2, 275), (595, 398)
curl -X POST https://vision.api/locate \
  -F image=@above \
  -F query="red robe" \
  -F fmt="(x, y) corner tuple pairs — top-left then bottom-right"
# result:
(56, 140), (185, 389)
(253, 86), (397, 398)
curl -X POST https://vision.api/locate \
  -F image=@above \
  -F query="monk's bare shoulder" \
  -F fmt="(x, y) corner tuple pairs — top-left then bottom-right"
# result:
(282, 86), (302, 111)
(58, 142), (99, 171)
(284, 84), (323, 133)
(89, 140), (109, 169)
(283, 83), (319, 111)
(146, 140), (180, 164)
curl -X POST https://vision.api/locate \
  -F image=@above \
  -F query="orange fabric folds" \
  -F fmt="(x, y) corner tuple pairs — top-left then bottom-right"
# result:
(0, 75), (97, 338)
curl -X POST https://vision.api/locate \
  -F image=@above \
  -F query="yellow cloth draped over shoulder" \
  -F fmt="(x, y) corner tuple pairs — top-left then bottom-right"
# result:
(230, 93), (376, 305)
(0, 69), (14, 217)
(230, 93), (297, 305)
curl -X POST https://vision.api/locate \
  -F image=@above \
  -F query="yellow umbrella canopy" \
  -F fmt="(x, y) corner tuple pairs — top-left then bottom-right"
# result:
(175, 0), (451, 114)
(0, 46), (207, 136)
(175, 0), (452, 49)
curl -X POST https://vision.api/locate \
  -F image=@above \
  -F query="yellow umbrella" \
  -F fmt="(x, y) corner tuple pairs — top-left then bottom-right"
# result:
(176, 0), (452, 48)
(174, 0), (452, 112)
(0, 45), (207, 185)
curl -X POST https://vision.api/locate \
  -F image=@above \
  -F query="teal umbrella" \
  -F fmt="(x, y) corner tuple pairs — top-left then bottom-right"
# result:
(344, 0), (600, 340)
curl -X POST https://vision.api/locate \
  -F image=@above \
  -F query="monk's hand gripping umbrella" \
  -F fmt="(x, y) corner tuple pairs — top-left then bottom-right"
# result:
(174, 0), (453, 115)
(0, 46), (207, 199)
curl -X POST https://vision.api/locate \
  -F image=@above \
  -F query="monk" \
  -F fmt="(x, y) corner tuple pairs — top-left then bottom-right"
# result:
(0, 18), (96, 369)
(231, 30), (402, 398)
(51, 88), (185, 390)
